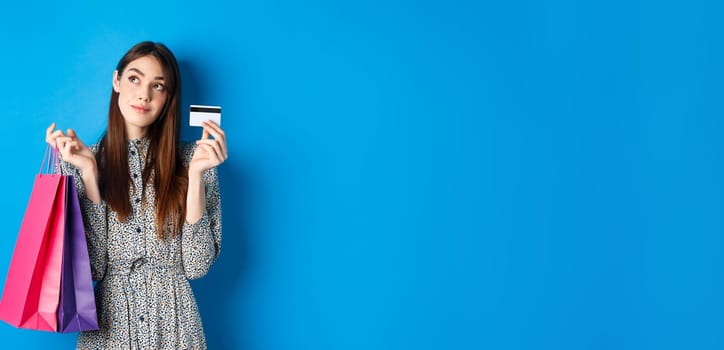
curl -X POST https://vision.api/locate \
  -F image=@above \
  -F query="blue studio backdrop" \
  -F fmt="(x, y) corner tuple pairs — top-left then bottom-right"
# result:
(0, 1), (723, 349)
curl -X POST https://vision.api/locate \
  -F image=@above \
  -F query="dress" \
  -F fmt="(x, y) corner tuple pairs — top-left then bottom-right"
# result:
(60, 137), (222, 350)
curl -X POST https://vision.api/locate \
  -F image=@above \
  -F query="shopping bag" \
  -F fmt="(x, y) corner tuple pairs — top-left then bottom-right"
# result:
(0, 147), (66, 331)
(57, 176), (99, 332)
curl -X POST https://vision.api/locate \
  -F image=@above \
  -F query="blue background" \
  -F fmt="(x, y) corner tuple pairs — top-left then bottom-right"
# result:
(0, 0), (722, 349)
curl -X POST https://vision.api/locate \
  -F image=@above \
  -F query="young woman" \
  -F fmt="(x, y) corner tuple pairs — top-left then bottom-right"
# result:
(45, 41), (226, 349)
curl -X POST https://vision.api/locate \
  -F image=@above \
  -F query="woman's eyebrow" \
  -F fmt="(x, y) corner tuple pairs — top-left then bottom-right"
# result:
(127, 67), (165, 80)
(127, 67), (145, 76)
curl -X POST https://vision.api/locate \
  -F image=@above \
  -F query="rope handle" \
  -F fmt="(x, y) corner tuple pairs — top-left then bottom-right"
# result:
(39, 144), (61, 175)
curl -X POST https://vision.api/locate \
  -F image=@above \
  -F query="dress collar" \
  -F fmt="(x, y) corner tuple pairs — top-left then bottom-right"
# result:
(128, 136), (150, 146)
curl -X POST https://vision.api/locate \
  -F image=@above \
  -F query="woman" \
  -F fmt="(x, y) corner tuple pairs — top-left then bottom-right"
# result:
(46, 41), (226, 349)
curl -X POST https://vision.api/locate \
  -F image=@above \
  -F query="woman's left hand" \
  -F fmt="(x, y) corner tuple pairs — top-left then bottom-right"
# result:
(189, 120), (228, 177)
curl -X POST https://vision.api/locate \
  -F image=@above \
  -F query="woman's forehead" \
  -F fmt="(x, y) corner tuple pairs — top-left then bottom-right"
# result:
(123, 55), (166, 79)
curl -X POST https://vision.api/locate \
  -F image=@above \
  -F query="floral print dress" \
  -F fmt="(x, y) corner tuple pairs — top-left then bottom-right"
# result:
(61, 138), (222, 349)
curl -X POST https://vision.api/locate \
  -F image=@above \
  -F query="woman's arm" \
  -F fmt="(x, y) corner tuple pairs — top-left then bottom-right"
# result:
(181, 166), (222, 280)
(49, 123), (108, 281)
(186, 120), (227, 223)
(186, 168), (206, 224)
(78, 162), (101, 204)
(182, 120), (227, 279)
(59, 145), (109, 281)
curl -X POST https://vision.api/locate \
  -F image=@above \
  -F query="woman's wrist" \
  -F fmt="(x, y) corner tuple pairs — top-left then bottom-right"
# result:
(80, 163), (98, 181)
(79, 163), (102, 204)
(185, 168), (206, 223)
(188, 166), (205, 181)
(187, 168), (204, 194)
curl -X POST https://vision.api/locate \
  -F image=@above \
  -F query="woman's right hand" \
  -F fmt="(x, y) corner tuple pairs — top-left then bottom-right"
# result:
(46, 122), (97, 174)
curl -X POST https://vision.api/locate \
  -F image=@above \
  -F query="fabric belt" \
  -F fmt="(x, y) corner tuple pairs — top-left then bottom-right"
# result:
(108, 257), (184, 276)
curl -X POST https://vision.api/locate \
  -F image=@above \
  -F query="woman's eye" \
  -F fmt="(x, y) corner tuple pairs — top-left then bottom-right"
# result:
(128, 76), (139, 84)
(153, 83), (166, 92)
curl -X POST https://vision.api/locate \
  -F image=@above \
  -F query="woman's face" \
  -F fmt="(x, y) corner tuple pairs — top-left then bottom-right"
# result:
(112, 55), (169, 138)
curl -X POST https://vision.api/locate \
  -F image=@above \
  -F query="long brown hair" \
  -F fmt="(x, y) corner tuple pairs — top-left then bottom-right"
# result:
(96, 41), (187, 239)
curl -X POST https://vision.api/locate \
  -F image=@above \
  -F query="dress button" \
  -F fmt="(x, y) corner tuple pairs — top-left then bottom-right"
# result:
(130, 150), (136, 156)
(140, 316), (144, 322)
(136, 227), (141, 233)
(135, 198), (141, 204)
(133, 173), (138, 178)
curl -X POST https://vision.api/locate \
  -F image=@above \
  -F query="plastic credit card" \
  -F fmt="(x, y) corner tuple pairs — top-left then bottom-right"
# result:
(190, 105), (221, 126)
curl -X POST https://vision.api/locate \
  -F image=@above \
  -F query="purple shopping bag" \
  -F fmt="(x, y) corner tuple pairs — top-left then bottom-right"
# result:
(57, 176), (99, 332)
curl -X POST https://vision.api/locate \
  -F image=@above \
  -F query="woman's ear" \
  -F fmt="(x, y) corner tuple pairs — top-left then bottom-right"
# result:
(112, 70), (120, 93)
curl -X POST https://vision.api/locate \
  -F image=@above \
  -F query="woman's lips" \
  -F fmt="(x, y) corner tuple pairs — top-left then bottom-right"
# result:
(132, 105), (150, 113)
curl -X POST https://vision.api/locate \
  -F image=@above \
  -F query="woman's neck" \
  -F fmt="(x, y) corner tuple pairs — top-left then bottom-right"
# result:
(126, 127), (148, 140)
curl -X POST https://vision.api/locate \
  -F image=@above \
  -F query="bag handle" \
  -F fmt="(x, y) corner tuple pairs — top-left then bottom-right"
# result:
(39, 144), (61, 175)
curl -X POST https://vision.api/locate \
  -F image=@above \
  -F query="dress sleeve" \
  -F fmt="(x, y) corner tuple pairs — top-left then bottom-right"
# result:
(60, 152), (109, 281)
(181, 165), (223, 280)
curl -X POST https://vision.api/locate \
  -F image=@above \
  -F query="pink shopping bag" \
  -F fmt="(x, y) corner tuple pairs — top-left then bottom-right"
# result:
(0, 147), (67, 332)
